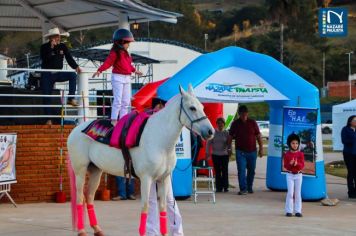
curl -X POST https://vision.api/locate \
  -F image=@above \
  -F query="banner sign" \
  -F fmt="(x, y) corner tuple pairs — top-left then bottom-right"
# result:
(175, 127), (191, 159)
(319, 8), (348, 37)
(194, 67), (288, 103)
(0, 133), (17, 183)
(282, 107), (318, 176)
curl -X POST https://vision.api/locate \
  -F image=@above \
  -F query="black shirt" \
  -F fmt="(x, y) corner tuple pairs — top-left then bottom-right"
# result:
(40, 42), (78, 70)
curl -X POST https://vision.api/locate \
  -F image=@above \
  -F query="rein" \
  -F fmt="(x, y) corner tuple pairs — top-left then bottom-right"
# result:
(173, 136), (199, 172)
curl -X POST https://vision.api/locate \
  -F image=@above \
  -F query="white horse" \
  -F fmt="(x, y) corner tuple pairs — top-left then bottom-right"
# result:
(67, 85), (214, 236)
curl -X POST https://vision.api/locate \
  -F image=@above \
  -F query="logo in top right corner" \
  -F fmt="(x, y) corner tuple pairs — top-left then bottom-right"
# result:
(319, 8), (348, 37)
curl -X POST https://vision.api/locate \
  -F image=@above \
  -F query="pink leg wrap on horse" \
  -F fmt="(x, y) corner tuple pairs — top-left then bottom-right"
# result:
(76, 204), (85, 230)
(139, 212), (148, 236)
(87, 204), (98, 227)
(159, 211), (168, 235)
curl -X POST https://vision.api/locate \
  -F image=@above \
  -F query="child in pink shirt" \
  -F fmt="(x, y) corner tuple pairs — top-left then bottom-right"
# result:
(283, 133), (305, 217)
(93, 29), (142, 124)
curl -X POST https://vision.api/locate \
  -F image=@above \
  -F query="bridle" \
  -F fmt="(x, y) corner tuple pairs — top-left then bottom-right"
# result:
(175, 96), (209, 172)
(178, 97), (208, 132)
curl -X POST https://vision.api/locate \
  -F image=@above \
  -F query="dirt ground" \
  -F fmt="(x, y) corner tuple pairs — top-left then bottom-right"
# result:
(1, 154), (355, 236)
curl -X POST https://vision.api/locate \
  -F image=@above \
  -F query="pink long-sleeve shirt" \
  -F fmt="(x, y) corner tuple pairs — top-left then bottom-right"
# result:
(98, 49), (136, 75)
(283, 151), (305, 174)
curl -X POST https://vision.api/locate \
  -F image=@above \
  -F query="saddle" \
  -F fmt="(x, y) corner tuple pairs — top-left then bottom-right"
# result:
(82, 111), (150, 179)
(110, 111), (150, 149)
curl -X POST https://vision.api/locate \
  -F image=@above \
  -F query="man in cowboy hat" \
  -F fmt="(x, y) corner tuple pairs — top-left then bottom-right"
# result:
(40, 27), (82, 125)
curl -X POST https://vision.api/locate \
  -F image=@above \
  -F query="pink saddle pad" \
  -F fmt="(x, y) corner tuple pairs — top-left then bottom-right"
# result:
(110, 111), (150, 149)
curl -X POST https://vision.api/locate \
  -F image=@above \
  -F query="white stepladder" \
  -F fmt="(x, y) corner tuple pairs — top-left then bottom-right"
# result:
(0, 181), (17, 207)
(192, 165), (216, 203)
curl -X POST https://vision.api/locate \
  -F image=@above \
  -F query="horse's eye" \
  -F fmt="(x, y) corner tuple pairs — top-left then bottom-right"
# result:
(189, 106), (196, 112)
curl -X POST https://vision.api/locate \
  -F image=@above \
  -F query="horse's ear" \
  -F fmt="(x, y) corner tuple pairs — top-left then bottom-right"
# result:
(188, 83), (194, 95)
(179, 85), (186, 96)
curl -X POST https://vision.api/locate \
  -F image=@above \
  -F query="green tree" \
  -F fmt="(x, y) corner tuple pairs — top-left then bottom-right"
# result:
(284, 39), (322, 87)
(213, 6), (267, 38)
(0, 32), (41, 58)
(286, 0), (318, 43)
(306, 111), (317, 122)
(139, 0), (206, 48)
(265, 0), (301, 63)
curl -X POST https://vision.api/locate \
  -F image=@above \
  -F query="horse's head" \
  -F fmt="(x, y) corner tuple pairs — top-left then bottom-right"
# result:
(178, 84), (214, 140)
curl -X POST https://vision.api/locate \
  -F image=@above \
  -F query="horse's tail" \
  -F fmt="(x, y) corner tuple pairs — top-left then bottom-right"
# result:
(67, 155), (77, 231)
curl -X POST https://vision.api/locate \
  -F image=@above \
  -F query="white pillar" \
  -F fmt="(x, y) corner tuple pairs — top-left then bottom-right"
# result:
(78, 73), (90, 123)
(0, 56), (7, 81)
(118, 13), (130, 30)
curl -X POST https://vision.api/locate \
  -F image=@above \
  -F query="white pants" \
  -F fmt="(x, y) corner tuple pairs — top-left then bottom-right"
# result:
(147, 180), (184, 236)
(111, 74), (131, 120)
(285, 173), (303, 214)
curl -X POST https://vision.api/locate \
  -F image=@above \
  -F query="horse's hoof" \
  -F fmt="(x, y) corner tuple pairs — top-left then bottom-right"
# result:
(94, 231), (104, 236)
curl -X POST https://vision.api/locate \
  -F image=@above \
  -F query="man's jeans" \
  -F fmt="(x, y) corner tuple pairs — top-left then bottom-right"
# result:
(236, 150), (257, 192)
(41, 72), (77, 115)
(116, 176), (135, 198)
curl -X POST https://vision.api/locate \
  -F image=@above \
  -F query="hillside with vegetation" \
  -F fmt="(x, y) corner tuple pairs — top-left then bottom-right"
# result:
(0, 0), (355, 89)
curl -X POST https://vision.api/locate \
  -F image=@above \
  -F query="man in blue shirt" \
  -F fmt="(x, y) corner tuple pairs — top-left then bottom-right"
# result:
(341, 115), (356, 198)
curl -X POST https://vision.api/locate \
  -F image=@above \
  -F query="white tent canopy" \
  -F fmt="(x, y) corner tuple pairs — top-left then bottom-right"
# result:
(0, 0), (181, 32)
(332, 99), (356, 151)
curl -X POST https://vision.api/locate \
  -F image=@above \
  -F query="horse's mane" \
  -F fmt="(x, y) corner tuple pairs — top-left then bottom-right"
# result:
(164, 94), (180, 106)
(149, 94), (180, 118)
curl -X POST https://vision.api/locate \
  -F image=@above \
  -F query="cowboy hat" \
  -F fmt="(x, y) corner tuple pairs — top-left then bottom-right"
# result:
(44, 27), (70, 38)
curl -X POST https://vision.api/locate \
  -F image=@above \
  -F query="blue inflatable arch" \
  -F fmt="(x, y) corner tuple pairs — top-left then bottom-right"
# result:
(158, 46), (326, 200)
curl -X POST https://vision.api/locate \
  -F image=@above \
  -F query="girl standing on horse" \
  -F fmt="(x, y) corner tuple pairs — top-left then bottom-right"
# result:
(92, 28), (142, 125)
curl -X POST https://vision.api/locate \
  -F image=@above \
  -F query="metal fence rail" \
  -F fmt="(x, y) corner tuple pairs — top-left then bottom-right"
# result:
(0, 68), (119, 123)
